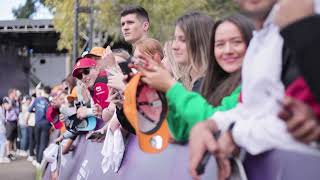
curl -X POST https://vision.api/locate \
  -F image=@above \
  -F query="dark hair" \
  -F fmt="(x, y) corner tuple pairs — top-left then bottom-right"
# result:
(24, 95), (32, 100)
(64, 74), (77, 91)
(201, 13), (255, 106)
(120, 5), (149, 22)
(43, 86), (52, 95)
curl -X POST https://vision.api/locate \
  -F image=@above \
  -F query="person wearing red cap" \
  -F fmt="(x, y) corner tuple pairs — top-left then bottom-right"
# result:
(72, 58), (111, 118)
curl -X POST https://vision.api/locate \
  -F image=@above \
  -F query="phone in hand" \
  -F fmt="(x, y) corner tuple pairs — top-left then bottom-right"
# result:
(118, 61), (133, 76)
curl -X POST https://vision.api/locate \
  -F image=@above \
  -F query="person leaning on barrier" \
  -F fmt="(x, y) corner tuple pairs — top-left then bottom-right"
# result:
(189, 0), (320, 179)
(275, 0), (320, 145)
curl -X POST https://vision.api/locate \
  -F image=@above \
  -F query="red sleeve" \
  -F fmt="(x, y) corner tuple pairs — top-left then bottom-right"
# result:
(285, 77), (320, 120)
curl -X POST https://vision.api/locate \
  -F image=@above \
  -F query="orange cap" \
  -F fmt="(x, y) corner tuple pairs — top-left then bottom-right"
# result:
(85, 47), (105, 57)
(66, 87), (77, 103)
(124, 74), (170, 153)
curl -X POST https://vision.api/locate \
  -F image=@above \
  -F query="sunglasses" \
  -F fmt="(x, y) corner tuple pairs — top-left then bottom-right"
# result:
(76, 68), (91, 80)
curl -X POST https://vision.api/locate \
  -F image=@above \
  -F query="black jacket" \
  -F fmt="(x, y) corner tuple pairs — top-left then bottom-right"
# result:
(280, 15), (320, 103)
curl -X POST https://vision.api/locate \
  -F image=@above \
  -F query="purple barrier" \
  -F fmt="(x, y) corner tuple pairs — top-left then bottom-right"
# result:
(43, 135), (218, 180)
(244, 150), (320, 180)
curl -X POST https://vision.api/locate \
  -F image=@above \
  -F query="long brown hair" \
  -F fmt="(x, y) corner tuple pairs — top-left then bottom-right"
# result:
(175, 12), (214, 90)
(201, 14), (255, 106)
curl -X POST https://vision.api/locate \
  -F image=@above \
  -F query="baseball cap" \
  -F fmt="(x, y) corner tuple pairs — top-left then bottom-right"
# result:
(66, 87), (77, 103)
(72, 57), (97, 78)
(123, 74), (170, 153)
(67, 114), (97, 132)
(46, 106), (63, 129)
(77, 116), (97, 131)
(84, 47), (105, 58)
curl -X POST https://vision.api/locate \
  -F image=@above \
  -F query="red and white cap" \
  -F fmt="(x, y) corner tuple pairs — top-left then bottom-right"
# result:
(72, 58), (97, 77)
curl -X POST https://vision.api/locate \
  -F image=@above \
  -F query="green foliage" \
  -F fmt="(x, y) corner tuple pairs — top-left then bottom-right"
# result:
(45, 0), (88, 51)
(44, 0), (237, 52)
(12, 0), (37, 19)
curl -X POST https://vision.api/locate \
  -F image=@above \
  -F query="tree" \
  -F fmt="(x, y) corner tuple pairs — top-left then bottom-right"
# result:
(12, 0), (37, 19)
(44, 0), (89, 51)
(43, 0), (236, 52)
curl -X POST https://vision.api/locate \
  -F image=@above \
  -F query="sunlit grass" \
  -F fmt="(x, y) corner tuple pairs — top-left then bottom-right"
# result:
(35, 168), (42, 180)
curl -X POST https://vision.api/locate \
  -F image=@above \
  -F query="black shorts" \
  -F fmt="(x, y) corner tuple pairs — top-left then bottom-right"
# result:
(5, 121), (18, 141)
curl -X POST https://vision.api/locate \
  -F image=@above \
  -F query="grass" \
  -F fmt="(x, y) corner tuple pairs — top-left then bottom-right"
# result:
(35, 168), (42, 180)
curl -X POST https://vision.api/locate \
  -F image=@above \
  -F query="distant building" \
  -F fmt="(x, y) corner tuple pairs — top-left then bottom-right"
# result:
(0, 19), (68, 97)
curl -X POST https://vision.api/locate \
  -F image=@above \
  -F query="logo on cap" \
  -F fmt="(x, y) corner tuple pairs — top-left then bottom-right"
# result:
(96, 86), (102, 92)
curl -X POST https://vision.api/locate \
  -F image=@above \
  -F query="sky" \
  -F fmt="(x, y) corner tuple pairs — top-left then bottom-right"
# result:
(0, 0), (53, 20)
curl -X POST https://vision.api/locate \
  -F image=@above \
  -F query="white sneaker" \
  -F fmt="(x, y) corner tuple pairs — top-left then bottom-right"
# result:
(27, 156), (34, 161)
(7, 154), (16, 161)
(10, 151), (17, 156)
(32, 160), (38, 166)
(0, 157), (11, 163)
(35, 162), (41, 169)
(20, 151), (28, 157)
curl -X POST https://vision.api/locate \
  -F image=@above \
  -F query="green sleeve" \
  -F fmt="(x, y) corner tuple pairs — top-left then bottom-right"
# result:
(166, 82), (241, 141)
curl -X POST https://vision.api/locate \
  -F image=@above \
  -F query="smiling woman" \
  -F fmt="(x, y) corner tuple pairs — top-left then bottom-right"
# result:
(201, 13), (255, 106)
(136, 14), (255, 142)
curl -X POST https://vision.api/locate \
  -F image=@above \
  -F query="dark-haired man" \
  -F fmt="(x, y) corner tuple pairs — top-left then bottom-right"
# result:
(29, 86), (51, 167)
(120, 6), (150, 46)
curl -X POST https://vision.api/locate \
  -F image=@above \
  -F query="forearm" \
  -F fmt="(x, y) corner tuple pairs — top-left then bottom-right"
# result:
(231, 114), (320, 156)
(166, 83), (214, 141)
(166, 83), (240, 141)
(102, 103), (115, 122)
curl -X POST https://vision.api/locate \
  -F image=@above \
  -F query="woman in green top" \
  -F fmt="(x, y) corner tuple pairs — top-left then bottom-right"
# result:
(139, 14), (255, 141)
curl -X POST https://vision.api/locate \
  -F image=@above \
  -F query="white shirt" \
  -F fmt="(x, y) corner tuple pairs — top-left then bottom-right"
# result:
(211, 6), (320, 156)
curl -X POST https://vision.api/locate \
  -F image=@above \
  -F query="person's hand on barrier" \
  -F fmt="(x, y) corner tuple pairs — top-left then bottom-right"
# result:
(54, 135), (64, 144)
(216, 131), (239, 180)
(274, 0), (314, 29)
(93, 104), (103, 118)
(278, 96), (320, 143)
(62, 139), (75, 154)
(216, 157), (231, 180)
(77, 107), (89, 119)
(87, 128), (107, 143)
(217, 131), (239, 159)
(189, 120), (219, 180)
(108, 70), (126, 92)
